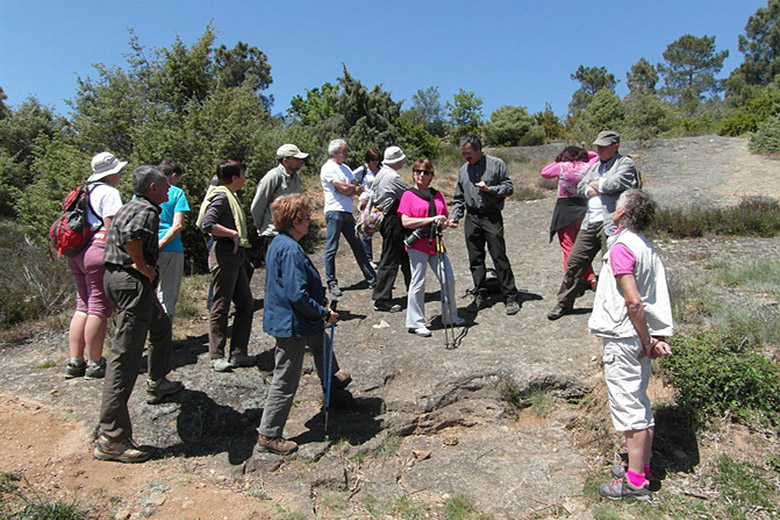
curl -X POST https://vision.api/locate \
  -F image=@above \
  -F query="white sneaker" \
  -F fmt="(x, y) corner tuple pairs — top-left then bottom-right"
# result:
(409, 326), (432, 337)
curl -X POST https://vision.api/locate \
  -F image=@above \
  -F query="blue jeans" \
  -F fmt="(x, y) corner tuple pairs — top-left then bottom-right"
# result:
(324, 211), (376, 285)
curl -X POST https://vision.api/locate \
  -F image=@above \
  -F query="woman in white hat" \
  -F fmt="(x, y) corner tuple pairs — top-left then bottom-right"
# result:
(65, 152), (125, 379)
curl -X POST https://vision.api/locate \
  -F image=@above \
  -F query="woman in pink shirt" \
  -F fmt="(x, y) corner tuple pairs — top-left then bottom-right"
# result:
(540, 146), (599, 288)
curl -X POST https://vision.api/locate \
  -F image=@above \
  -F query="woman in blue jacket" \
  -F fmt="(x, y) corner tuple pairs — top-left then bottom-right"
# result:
(257, 194), (351, 455)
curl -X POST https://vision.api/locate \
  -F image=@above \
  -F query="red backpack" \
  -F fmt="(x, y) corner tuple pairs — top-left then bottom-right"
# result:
(49, 184), (102, 258)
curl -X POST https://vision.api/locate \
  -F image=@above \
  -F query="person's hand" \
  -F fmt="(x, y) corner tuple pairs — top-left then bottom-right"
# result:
(645, 338), (671, 359)
(231, 231), (239, 254)
(133, 263), (156, 284)
(474, 181), (491, 192)
(326, 310), (339, 324)
(447, 219), (458, 228)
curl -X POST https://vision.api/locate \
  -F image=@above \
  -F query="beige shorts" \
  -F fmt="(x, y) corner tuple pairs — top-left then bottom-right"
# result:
(602, 336), (654, 432)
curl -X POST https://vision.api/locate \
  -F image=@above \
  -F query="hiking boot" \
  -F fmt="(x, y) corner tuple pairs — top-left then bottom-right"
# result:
(505, 299), (521, 316)
(210, 358), (233, 372)
(146, 377), (184, 404)
(64, 359), (86, 379)
(328, 281), (342, 298)
(598, 476), (651, 501)
(408, 326), (432, 337)
(229, 354), (257, 368)
(333, 370), (352, 390)
(93, 436), (151, 463)
(257, 435), (298, 455)
(85, 358), (106, 379)
(373, 300), (402, 313)
(546, 303), (572, 321)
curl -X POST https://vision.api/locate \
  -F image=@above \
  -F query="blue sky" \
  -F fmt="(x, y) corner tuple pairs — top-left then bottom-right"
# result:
(0, 0), (766, 119)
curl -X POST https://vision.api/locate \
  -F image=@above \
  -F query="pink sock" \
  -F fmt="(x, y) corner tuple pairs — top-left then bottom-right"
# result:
(626, 470), (646, 487)
(644, 464), (651, 476)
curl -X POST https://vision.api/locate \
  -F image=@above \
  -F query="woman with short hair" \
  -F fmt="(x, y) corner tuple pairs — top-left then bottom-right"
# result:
(257, 194), (351, 455)
(588, 189), (673, 501)
(198, 160), (255, 372)
(398, 159), (465, 337)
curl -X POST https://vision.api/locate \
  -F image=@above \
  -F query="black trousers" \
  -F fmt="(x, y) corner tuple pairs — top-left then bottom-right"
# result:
(371, 214), (411, 302)
(464, 211), (518, 301)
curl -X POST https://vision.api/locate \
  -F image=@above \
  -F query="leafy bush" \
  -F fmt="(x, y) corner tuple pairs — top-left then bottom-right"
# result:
(651, 196), (780, 238)
(661, 330), (780, 425)
(0, 220), (73, 328)
(749, 113), (780, 154)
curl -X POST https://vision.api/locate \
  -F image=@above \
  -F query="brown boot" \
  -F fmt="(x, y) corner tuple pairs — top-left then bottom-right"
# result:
(257, 435), (298, 455)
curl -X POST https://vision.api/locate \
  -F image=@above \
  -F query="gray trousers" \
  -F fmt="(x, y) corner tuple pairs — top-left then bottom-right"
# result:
(405, 248), (458, 329)
(156, 251), (184, 320)
(99, 268), (173, 442)
(258, 332), (341, 439)
(556, 221), (607, 309)
(209, 244), (254, 360)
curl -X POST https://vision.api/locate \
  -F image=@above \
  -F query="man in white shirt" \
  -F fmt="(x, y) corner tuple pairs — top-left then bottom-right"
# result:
(320, 139), (376, 297)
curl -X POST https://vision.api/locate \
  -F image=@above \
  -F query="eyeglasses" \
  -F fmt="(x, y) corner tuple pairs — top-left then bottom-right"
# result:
(297, 214), (312, 221)
(413, 170), (433, 176)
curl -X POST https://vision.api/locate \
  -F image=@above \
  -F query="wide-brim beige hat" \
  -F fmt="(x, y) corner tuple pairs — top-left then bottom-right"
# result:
(88, 152), (127, 182)
(382, 146), (406, 165)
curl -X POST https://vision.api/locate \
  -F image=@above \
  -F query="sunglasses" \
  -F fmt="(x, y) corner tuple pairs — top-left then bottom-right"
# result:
(413, 170), (434, 176)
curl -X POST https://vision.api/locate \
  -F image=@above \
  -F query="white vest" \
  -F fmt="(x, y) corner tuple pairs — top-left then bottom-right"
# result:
(588, 229), (674, 339)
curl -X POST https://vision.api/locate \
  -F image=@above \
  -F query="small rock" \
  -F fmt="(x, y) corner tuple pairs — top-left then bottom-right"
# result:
(373, 320), (390, 329)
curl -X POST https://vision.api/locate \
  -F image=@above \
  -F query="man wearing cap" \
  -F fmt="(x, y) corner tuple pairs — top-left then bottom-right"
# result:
(451, 134), (521, 316)
(370, 146), (411, 312)
(547, 130), (641, 320)
(95, 165), (183, 463)
(320, 139), (376, 297)
(251, 144), (308, 262)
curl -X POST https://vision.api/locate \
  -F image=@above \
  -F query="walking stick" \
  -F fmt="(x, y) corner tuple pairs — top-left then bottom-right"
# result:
(323, 300), (337, 436)
(434, 226), (455, 349)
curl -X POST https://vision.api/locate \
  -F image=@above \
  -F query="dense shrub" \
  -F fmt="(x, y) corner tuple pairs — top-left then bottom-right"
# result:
(662, 330), (780, 425)
(749, 114), (780, 154)
(651, 196), (780, 237)
(0, 220), (73, 328)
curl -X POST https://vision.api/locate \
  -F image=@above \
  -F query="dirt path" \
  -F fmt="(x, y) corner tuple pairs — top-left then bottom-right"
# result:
(0, 136), (777, 519)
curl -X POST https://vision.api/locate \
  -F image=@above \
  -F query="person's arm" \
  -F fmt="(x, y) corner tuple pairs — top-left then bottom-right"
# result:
(125, 239), (156, 283)
(540, 162), (563, 179)
(450, 172), (465, 226)
(202, 194), (239, 254)
(158, 211), (185, 249)
(577, 167), (599, 198)
(250, 173), (277, 232)
(600, 157), (639, 194)
(481, 159), (514, 197)
(331, 177), (363, 197)
(401, 213), (447, 230)
(615, 273), (671, 359)
(280, 249), (330, 321)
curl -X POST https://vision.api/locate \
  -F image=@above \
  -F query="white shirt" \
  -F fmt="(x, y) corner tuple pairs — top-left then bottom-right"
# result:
(87, 183), (123, 231)
(320, 159), (355, 213)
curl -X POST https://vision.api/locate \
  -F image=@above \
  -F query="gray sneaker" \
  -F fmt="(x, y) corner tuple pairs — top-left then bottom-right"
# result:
(609, 465), (654, 481)
(210, 358), (233, 372)
(93, 436), (151, 463)
(328, 282), (343, 298)
(505, 299), (521, 316)
(85, 358), (106, 379)
(146, 377), (184, 404)
(65, 359), (86, 379)
(598, 476), (651, 501)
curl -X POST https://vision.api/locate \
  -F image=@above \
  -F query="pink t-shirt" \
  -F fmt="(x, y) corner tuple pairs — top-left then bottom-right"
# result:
(610, 242), (636, 275)
(397, 190), (448, 255)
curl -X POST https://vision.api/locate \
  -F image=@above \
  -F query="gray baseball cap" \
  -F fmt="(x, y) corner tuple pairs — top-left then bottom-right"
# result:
(593, 130), (620, 146)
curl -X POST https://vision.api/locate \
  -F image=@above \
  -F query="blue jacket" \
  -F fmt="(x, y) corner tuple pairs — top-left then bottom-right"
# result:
(264, 232), (328, 338)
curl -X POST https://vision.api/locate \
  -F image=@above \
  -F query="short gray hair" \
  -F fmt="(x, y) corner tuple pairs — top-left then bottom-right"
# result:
(132, 165), (165, 196)
(328, 139), (347, 157)
(615, 189), (657, 232)
(459, 134), (482, 151)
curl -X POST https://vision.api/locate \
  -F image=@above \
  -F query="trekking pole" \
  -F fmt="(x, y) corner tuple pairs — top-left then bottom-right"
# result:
(434, 226), (455, 349)
(323, 300), (337, 436)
